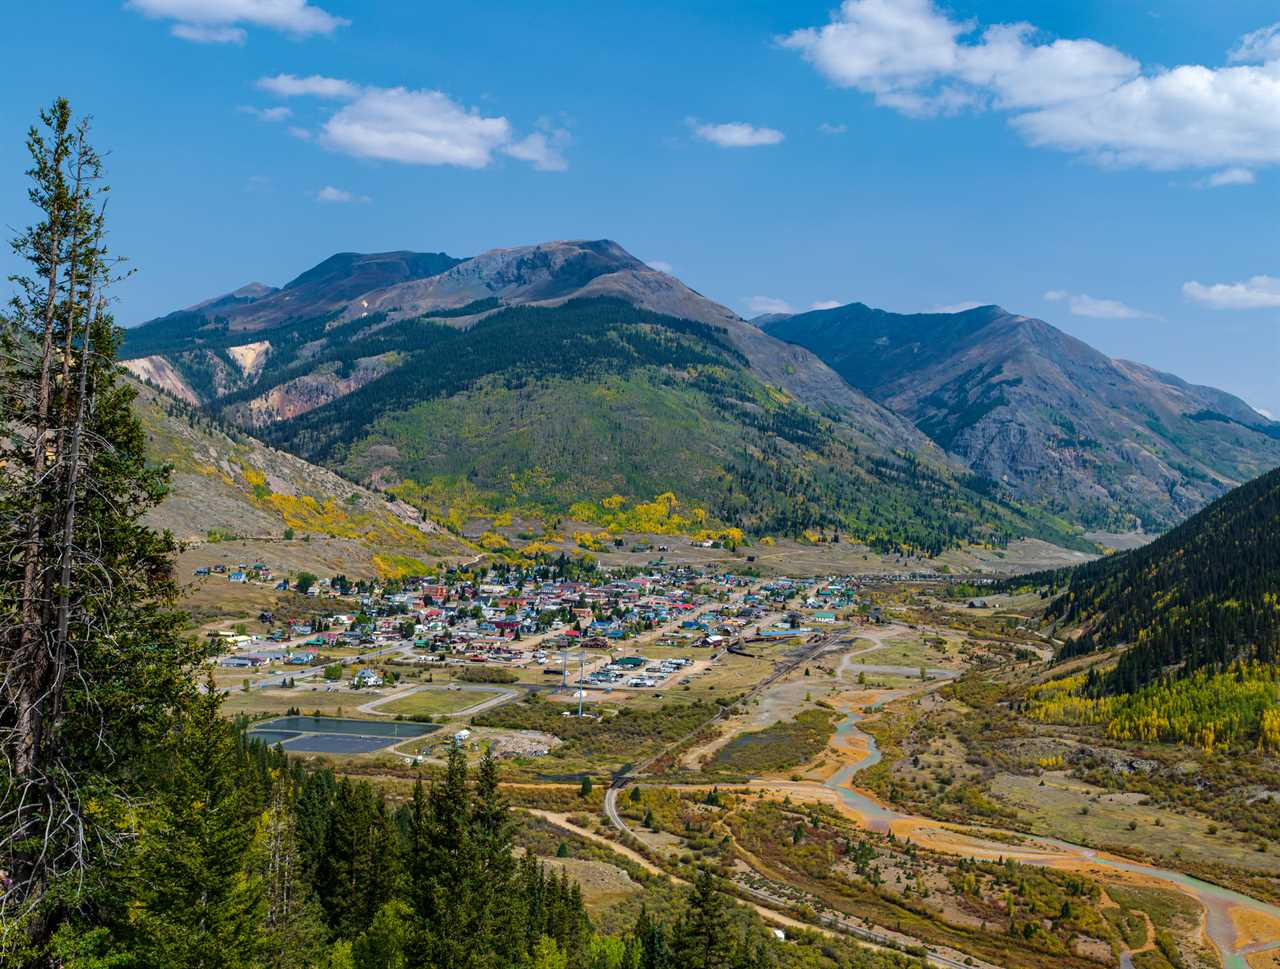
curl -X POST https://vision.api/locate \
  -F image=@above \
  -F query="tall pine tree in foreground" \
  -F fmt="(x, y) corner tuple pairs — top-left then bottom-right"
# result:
(0, 98), (196, 959)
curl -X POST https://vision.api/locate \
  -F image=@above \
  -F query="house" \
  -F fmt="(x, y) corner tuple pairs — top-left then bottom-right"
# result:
(352, 668), (383, 688)
(228, 571), (247, 583)
(221, 654), (266, 668)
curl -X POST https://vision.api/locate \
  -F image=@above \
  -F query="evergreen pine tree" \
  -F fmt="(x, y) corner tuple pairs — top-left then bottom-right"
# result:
(410, 746), (477, 969)
(295, 767), (337, 886)
(352, 900), (413, 969)
(471, 749), (519, 967)
(633, 906), (673, 969)
(256, 779), (329, 969)
(1, 98), (197, 953)
(129, 684), (264, 968)
(672, 868), (737, 969)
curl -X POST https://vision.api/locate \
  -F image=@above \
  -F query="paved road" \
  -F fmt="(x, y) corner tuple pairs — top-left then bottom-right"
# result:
(248, 641), (413, 689)
(357, 683), (519, 718)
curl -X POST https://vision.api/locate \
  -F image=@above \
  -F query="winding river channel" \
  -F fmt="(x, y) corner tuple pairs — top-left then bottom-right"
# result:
(822, 698), (1280, 968)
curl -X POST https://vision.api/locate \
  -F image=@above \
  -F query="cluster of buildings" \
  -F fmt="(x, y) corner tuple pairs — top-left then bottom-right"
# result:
(584, 654), (694, 688)
(194, 561), (276, 585)
(212, 562), (907, 680)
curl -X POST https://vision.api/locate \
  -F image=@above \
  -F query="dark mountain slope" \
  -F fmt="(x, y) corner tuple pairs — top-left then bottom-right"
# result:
(334, 240), (926, 453)
(118, 241), (1090, 553)
(261, 296), (1078, 553)
(763, 303), (1280, 529)
(1038, 465), (1280, 692)
(120, 241), (927, 455)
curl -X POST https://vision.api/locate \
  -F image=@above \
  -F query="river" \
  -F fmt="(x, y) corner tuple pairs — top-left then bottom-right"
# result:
(822, 696), (1280, 969)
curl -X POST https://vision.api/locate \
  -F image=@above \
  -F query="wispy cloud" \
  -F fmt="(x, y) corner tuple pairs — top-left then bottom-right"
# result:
(258, 74), (360, 99)
(810, 299), (843, 310)
(744, 295), (794, 315)
(1229, 23), (1280, 63)
(172, 22), (246, 43)
(818, 122), (848, 135)
(689, 119), (785, 148)
(1203, 167), (1256, 188)
(238, 105), (292, 123)
(782, 1), (1280, 174)
(257, 74), (568, 170)
(502, 130), (570, 172)
(1045, 289), (1154, 319)
(316, 185), (370, 203)
(1183, 275), (1280, 309)
(128, 0), (347, 43)
(927, 300), (987, 313)
(645, 259), (675, 274)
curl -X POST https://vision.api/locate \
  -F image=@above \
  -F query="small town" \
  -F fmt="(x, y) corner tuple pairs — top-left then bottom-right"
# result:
(6, 6), (1280, 966)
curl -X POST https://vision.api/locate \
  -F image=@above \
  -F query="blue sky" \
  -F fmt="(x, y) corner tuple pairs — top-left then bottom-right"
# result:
(3, 0), (1279, 414)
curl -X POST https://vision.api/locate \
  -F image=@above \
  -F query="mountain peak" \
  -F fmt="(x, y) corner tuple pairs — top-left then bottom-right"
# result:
(762, 299), (1280, 528)
(282, 250), (462, 293)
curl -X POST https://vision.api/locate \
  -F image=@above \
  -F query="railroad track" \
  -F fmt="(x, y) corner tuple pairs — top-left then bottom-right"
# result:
(600, 628), (987, 969)
(603, 787), (977, 969)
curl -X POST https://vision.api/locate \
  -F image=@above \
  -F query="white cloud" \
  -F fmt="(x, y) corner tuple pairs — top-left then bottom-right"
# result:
(287, 126), (312, 140)
(238, 104), (292, 122)
(810, 299), (843, 310)
(257, 74), (566, 170)
(745, 296), (794, 316)
(1229, 22), (1280, 64)
(690, 120), (785, 148)
(1248, 401), (1276, 420)
(782, 1), (1280, 173)
(927, 300), (987, 313)
(128, 0), (346, 42)
(172, 22), (245, 43)
(818, 122), (848, 135)
(645, 260), (674, 274)
(258, 73), (360, 99)
(323, 88), (511, 168)
(316, 185), (369, 203)
(1044, 289), (1153, 319)
(1205, 167), (1256, 187)
(502, 131), (569, 171)
(1183, 275), (1280, 310)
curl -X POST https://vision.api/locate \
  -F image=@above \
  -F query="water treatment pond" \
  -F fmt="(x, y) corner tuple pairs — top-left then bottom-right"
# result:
(248, 716), (438, 753)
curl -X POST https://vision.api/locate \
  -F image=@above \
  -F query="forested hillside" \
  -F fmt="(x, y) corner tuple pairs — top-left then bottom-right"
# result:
(1040, 464), (1280, 692)
(256, 297), (1086, 554)
(119, 241), (1098, 556)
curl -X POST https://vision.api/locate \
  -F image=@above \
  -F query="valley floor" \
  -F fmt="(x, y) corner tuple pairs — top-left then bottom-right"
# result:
(217, 567), (1279, 969)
